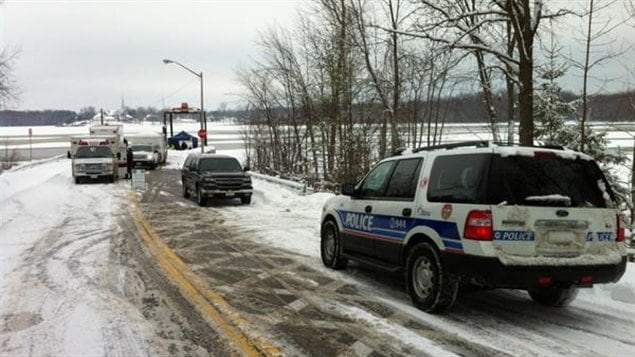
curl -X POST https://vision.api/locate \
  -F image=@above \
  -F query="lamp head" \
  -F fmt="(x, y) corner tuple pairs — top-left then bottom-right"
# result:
(162, 59), (172, 64)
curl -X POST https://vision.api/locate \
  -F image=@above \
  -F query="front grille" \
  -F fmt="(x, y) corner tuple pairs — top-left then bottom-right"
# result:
(215, 177), (245, 190)
(85, 163), (104, 171)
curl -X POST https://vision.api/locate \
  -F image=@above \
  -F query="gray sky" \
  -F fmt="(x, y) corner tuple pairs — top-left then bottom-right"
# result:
(1, 0), (300, 111)
(1, 0), (633, 112)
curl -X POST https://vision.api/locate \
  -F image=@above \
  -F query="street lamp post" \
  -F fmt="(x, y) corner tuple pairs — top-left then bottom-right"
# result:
(163, 58), (206, 153)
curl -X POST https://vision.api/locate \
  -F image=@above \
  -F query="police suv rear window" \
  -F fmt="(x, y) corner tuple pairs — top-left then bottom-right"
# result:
(487, 154), (612, 208)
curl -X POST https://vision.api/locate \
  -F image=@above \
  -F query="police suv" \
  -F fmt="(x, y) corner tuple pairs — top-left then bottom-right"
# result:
(320, 141), (627, 313)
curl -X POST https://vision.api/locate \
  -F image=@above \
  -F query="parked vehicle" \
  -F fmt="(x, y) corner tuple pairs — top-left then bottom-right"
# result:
(68, 137), (119, 184)
(181, 153), (253, 206)
(320, 141), (628, 313)
(130, 144), (159, 169)
(127, 133), (168, 164)
(89, 124), (127, 177)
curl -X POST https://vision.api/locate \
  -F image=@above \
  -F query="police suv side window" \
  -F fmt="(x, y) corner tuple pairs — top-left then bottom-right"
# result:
(385, 158), (422, 200)
(427, 154), (489, 204)
(359, 161), (396, 198)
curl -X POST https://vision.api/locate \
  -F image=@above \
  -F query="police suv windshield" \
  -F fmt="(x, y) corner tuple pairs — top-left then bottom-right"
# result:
(75, 146), (113, 158)
(199, 158), (242, 172)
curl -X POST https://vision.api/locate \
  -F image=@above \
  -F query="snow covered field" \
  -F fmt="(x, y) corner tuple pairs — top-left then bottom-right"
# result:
(1, 123), (634, 355)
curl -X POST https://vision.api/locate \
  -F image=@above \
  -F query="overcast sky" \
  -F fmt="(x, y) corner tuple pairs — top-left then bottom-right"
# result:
(1, 0), (633, 112)
(2, 0), (300, 111)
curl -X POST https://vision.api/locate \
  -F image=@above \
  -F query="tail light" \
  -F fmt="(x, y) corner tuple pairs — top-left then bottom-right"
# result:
(99, 139), (110, 145)
(538, 276), (553, 285)
(78, 140), (88, 146)
(464, 210), (493, 240)
(617, 214), (625, 242)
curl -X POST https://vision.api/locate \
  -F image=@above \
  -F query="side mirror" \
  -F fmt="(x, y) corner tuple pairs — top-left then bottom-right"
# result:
(117, 152), (121, 159)
(243, 166), (250, 172)
(341, 183), (357, 197)
(67, 151), (71, 159)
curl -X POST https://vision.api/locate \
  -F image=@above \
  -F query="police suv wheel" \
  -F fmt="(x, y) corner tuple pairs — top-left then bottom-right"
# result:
(320, 220), (348, 270)
(406, 242), (458, 313)
(241, 196), (251, 205)
(528, 286), (578, 307)
(196, 186), (207, 206)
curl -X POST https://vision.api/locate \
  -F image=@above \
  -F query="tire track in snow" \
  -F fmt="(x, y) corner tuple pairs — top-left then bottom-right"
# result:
(1, 169), (153, 356)
(142, 169), (510, 356)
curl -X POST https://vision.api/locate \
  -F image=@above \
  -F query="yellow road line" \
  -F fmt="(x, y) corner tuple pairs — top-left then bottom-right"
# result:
(128, 193), (282, 357)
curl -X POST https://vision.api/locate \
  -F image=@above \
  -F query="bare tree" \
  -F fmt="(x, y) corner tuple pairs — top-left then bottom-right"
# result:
(569, 0), (629, 152)
(0, 47), (20, 109)
(388, 0), (571, 145)
(351, 0), (416, 156)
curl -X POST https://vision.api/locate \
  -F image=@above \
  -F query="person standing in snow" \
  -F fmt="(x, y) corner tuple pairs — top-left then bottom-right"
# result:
(126, 146), (133, 179)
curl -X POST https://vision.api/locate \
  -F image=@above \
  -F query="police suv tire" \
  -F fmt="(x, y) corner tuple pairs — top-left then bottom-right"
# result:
(75, 177), (81, 184)
(109, 175), (115, 183)
(320, 219), (348, 270)
(241, 196), (251, 205)
(528, 286), (578, 307)
(406, 242), (458, 313)
(182, 181), (190, 198)
(196, 186), (207, 206)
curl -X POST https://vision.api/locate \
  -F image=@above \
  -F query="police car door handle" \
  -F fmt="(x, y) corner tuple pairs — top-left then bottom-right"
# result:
(365, 205), (372, 213)
(402, 208), (412, 217)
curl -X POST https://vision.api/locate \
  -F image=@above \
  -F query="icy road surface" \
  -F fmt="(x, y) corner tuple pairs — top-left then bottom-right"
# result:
(1, 155), (635, 356)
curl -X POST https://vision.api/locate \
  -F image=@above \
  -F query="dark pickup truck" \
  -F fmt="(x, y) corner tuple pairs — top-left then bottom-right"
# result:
(181, 153), (253, 206)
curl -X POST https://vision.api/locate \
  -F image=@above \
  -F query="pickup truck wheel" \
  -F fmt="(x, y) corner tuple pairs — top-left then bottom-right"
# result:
(320, 219), (348, 269)
(182, 181), (190, 198)
(528, 286), (578, 307)
(406, 242), (458, 313)
(108, 175), (115, 183)
(240, 196), (251, 205)
(196, 186), (207, 207)
(75, 177), (81, 184)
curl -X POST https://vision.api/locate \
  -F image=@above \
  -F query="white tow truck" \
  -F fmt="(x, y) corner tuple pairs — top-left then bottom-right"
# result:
(68, 137), (120, 184)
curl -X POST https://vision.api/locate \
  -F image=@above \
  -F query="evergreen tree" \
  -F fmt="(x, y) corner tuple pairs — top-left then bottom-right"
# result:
(534, 38), (577, 146)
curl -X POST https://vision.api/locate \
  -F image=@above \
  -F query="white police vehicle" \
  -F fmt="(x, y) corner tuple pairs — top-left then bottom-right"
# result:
(321, 141), (627, 313)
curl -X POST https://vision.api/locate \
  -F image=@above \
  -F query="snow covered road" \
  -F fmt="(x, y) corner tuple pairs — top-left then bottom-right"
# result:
(1, 159), (230, 356)
(1, 160), (155, 355)
(1, 156), (634, 356)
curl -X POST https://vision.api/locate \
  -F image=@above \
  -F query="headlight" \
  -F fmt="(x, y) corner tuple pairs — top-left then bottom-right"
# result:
(243, 177), (252, 183)
(104, 163), (113, 170)
(75, 164), (85, 171)
(147, 154), (154, 160)
(204, 178), (216, 184)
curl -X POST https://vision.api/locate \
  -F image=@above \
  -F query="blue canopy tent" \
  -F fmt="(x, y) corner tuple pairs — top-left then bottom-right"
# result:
(168, 130), (198, 150)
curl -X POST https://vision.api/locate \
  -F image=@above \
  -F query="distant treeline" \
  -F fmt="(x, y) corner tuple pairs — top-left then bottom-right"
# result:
(1, 89), (633, 127)
(0, 110), (77, 126)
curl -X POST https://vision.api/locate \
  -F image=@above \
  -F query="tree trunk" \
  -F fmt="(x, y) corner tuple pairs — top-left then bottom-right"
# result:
(518, 57), (534, 145)
(516, 0), (535, 146)
(580, 0), (595, 152)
